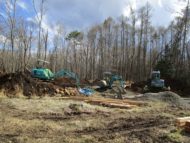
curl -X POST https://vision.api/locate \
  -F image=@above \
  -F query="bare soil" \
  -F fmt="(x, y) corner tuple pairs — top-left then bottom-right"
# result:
(0, 72), (81, 97)
(0, 72), (58, 97)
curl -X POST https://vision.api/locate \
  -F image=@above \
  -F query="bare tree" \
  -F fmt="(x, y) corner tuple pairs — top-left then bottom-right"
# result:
(5, 0), (17, 72)
(33, 0), (46, 60)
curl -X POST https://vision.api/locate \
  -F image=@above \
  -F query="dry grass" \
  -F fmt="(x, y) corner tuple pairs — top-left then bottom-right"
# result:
(0, 96), (114, 143)
(0, 96), (190, 143)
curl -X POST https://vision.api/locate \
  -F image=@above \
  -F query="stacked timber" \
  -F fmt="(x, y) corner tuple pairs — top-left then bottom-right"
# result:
(185, 121), (190, 132)
(176, 117), (190, 132)
(55, 88), (79, 96)
(60, 96), (147, 109)
(176, 117), (190, 127)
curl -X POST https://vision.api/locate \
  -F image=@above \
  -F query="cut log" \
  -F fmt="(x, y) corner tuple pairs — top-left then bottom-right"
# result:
(86, 100), (137, 109)
(59, 96), (144, 109)
(185, 120), (190, 132)
(176, 117), (190, 127)
(185, 120), (190, 127)
(101, 103), (137, 109)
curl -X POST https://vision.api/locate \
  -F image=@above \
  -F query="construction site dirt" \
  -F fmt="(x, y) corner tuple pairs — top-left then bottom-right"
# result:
(0, 72), (81, 97)
(0, 72), (190, 143)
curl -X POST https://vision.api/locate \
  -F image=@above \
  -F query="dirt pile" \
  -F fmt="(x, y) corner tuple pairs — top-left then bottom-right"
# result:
(53, 78), (92, 87)
(0, 72), (56, 97)
(53, 77), (76, 87)
(80, 79), (92, 87)
(0, 72), (79, 97)
(140, 92), (187, 107)
(131, 81), (147, 93)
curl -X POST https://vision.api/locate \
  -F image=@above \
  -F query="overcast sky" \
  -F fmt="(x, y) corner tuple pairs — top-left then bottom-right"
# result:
(0, 0), (188, 34)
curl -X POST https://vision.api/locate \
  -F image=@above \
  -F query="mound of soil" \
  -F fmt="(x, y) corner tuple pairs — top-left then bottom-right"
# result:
(0, 72), (78, 97)
(53, 77), (76, 87)
(80, 79), (92, 87)
(141, 92), (187, 107)
(53, 78), (92, 87)
(131, 81), (148, 93)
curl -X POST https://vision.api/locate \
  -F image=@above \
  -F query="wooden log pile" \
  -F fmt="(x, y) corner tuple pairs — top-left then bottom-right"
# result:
(55, 87), (79, 96)
(185, 121), (190, 132)
(60, 96), (147, 109)
(176, 117), (190, 132)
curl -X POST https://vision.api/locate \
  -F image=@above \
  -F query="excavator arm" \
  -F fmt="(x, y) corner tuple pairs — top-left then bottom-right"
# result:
(54, 69), (80, 87)
(109, 75), (125, 88)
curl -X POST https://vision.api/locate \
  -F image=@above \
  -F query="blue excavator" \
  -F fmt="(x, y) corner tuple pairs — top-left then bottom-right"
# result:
(31, 60), (95, 96)
(97, 72), (126, 99)
(31, 60), (80, 87)
(150, 71), (165, 89)
(144, 71), (170, 92)
(98, 72), (126, 89)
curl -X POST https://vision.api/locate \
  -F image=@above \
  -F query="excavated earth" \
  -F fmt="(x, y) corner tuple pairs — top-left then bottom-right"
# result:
(0, 72), (56, 96)
(0, 72), (80, 97)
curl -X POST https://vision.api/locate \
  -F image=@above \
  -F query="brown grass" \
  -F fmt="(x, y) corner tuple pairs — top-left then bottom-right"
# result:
(0, 96), (190, 143)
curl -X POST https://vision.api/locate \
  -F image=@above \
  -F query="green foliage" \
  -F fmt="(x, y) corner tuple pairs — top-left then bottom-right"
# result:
(154, 59), (175, 79)
(65, 30), (81, 40)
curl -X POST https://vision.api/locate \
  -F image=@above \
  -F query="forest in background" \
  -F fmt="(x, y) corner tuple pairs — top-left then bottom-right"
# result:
(0, 0), (190, 86)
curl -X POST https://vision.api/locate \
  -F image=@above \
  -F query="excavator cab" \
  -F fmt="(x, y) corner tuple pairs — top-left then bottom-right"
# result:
(96, 72), (126, 99)
(31, 68), (54, 80)
(144, 71), (170, 93)
(31, 60), (54, 80)
(101, 72), (125, 88)
(150, 71), (165, 88)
